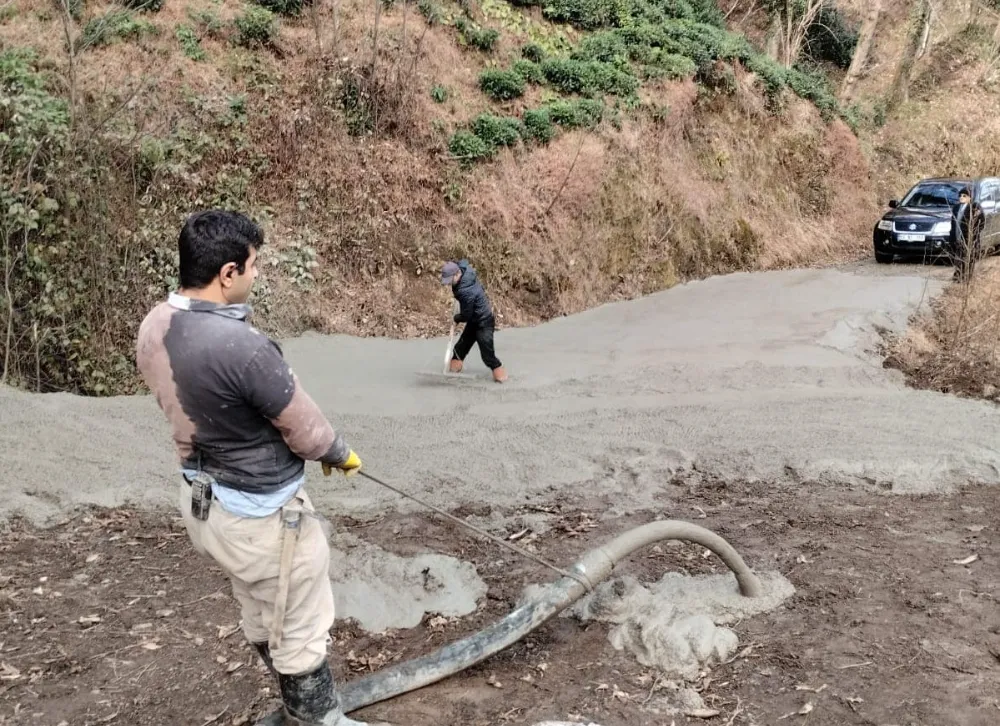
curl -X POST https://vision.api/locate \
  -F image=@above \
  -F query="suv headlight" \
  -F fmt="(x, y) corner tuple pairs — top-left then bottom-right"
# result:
(931, 221), (952, 236)
(878, 219), (893, 231)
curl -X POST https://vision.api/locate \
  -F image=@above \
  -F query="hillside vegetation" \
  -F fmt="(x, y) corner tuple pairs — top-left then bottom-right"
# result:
(2, 0), (1000, 394)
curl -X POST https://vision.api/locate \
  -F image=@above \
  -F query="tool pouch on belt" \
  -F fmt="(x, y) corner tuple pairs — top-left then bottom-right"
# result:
(184, 471), (215, 521)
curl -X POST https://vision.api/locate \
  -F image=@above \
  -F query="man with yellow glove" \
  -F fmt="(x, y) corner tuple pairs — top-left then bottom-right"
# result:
(137, 210), (378, 726)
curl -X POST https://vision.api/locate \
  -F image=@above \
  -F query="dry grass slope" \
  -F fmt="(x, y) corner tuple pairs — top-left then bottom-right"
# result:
(9, 0), (990, 394)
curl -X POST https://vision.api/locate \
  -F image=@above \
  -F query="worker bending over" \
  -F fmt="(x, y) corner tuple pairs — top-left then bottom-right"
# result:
(440, 258), (508, 383)
(137, 210), (385, 726)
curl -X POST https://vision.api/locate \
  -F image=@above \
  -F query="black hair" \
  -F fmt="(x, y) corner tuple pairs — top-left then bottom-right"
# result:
(960, 187), (972, 197)
(178, 210), (264, 289)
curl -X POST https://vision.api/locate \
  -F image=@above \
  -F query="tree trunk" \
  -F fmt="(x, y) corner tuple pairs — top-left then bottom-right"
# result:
(840, 0), (882, 102)
(888, 0), (931, 111)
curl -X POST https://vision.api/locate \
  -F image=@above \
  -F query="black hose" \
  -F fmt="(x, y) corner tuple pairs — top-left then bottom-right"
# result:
(340, 519), (761, 712)
(254, 520), (761, 723)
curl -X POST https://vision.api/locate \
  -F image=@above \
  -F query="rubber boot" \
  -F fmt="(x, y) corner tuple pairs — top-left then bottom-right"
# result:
(491, 366), (508, 383)
(449, 358), (463, 373)
(277, 660), (388, 726)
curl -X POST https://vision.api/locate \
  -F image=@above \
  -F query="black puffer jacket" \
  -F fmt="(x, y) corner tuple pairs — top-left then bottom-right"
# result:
(451, 259), (494, 327)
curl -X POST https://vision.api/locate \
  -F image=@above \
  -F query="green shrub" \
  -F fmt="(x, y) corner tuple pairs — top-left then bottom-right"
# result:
(252, 0), (304, 17)
(521, 43), (545, 62)
(786, 65), (837, 116)
(545, 98), (603, 127)
(449, 130), (493, 164)
(455, 18), (500, 52)
(478, 68), (525, 100)
(804, 3), (858, 69)
(522, 108), (555, 143)
(540, 58), (638, 97)
(472, 113), (522, 147)
(120, 0), (165, 11)
(744, 53), (787, 97)
(573, 31), (628, 63)
(431, 84), (449, 103)
(418, 0), (441, 23)
(542, 0), (627, 30)
(512, 59), (545, 84)
(176, 23), (205, 61)
(78, 10), (158, 50)
(643, 52), (697, 80)
(234, 6), (277, 47)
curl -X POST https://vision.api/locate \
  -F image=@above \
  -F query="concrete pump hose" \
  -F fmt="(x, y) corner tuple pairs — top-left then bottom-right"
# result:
(339, 520), (761, 713)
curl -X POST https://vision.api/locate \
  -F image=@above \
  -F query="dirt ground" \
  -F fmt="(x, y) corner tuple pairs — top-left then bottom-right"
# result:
(2, 478), (998, 726)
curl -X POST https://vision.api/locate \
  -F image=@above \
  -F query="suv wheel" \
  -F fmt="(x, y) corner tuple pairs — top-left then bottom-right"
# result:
(875, 250), (893, 264)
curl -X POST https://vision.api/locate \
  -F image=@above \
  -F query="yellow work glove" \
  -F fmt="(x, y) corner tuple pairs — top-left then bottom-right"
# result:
(322, 450), (362, 477)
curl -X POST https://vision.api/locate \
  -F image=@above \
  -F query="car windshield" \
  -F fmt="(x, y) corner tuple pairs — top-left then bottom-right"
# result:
(900, 183), (965, 208)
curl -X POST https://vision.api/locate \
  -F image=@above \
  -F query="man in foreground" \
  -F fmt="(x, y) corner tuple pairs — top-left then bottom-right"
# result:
(136, 210), (379, 725)
(951, 186), (985, 282)
(440, 258), (508, 382)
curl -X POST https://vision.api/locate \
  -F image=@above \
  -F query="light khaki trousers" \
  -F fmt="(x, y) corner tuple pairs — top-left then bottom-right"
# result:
(178, 482), (335, 675)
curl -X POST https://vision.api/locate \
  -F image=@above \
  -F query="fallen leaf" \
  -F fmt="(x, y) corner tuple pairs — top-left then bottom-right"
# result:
(78, 615), (102, 627)
(141, 641), (162, 651)
(799, 702), (814, 715)
(155, 609), (174, 618)
(954, 554), (980, 566)
(685, 708), (721, 718)
(486, 673), (503, 689)
(86, 554), (101, 564)
(227, 662), (243, 673)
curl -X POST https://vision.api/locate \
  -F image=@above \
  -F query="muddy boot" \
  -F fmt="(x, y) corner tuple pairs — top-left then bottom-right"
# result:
(491, 366), (508, 383)
(449, 358), (463, 373)
(277, 660), (390, 726)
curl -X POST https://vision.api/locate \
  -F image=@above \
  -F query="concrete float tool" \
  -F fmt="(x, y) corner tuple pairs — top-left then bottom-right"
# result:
(255, 465), (763, 724)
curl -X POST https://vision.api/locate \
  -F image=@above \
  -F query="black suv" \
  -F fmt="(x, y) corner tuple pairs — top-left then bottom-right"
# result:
(872, 176), (1000, 263)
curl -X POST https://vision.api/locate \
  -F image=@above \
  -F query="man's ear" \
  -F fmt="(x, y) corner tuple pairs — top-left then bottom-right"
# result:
(220, 262), (237, 287)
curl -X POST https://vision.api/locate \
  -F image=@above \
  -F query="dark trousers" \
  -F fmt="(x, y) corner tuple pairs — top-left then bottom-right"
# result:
(453, 321), (502, 370)
(949, 240), (979, 281)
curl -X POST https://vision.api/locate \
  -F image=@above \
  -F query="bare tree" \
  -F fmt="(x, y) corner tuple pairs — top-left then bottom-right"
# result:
(840, 0), (883, 101)
(772, 0), (826, 67)
(888, 0), (931, 110)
